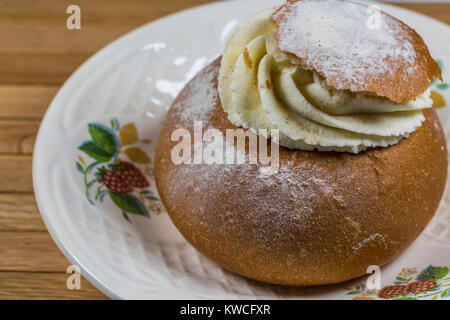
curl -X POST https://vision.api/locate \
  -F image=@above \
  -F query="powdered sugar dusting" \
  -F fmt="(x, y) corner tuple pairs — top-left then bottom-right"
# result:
(171, 150), (334, 247)
(173, 62), (219, 123)
(352, 233), (386, 253)
(272, 0), (417, 91)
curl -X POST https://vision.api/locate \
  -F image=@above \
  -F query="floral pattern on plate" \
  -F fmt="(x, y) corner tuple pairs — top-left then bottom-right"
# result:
(77, 118), (164, 222)
(430, 60), (448, 109)
(346, 265), (450, 300)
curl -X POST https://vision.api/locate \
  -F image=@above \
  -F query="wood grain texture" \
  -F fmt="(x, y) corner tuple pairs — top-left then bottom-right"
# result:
(393, 3), (450, 24)
(0, 272), (107, 300)
(0, 0), (447, 300)
(0, 120), (39, 154)
(0, 155), (32, 192)
(0, 232), (69, 272)
(0, 54), (90, 85)
(0, 193), (45, 232)
(0, 0), (212, 85)
(0, 85), (57, 119)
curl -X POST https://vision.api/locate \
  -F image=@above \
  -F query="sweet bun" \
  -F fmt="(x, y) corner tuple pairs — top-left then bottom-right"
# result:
(271, 0), (442, 103)
(154, 58), (448, 286)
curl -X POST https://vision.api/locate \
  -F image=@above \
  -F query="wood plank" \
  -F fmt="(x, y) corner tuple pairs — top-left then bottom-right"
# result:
(0, 85), (57, 119)
(0, 15), (164, 56)
(390, 3), (450, 24)
(0, 272), (107, 299)
(0, 53), (90, 85)
(0, 120), (39, 154)
(0, 0), (213, 27)
(0, 232), (69, 272)
(0, 0), (212, 85)
(0, 193), (46, 232)
(0, 155), (33, 192)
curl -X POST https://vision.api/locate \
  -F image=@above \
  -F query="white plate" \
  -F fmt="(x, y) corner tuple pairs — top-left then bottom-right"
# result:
(33, 0), (450, 300)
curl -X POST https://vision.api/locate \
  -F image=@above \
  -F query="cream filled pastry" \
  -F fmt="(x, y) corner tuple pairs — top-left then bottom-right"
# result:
(218, 2), (439, 153)
(154, 0), (447, 287)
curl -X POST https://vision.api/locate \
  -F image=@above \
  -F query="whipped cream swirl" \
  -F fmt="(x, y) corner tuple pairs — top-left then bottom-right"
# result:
(218, 9), (432, 153)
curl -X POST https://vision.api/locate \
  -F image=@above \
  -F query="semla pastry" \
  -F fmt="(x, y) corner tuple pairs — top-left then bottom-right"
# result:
(154, 0), (448, 286)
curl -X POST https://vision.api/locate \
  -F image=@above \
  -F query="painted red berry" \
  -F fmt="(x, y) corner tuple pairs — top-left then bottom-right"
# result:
(101, 161), (149, 193)
(407, 280), (437, 294)
(377, 285), (410, 299)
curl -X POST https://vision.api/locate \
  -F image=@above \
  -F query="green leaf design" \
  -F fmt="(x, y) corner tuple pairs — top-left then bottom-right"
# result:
(346, 291), (360, 295)
(88, 123), (118, 155)
(79, 141), (113, 163)
(122, 211), (131, 223)
(86, 180), (96, 188)
(107, 163), (126, 172)
(76, 162), (84, 173)
(395, 297), (417, 300)
(110, 118), (120, 131)
(144, 195), (159, 202)
(109, 191), (149, 217)
(95, 166), (107, 182)
(417, 265), (449, 281)
(441, 289), (449, 298)
(95, 186), (108, 201)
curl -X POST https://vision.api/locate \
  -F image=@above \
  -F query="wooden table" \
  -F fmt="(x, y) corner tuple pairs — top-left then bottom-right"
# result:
(0, 0), (448, 300)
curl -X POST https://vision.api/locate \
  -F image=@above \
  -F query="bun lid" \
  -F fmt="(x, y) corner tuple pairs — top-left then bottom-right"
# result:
(270, 0), (442, 103)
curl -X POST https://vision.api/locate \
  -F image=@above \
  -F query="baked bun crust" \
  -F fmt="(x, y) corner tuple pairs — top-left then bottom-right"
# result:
(154, 58), (448, 286)
(271, 0), (442, 103)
